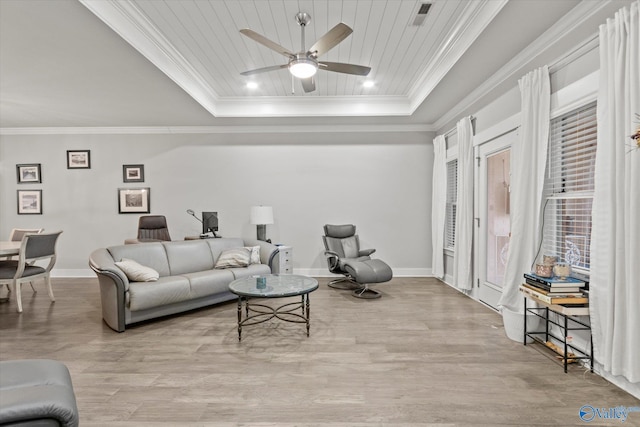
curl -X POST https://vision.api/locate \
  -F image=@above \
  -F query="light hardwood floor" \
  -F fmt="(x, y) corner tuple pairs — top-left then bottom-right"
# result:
(0, 277), (638, 426)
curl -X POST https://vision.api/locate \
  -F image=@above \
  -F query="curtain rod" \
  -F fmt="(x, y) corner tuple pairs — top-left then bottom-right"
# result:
(443, 115), (476, 138)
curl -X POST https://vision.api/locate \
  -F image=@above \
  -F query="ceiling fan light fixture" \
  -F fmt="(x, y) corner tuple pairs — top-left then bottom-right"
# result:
(289, 58), (317, 79)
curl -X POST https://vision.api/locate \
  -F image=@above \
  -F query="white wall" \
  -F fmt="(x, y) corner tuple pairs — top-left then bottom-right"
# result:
(0, 130), (434, 276)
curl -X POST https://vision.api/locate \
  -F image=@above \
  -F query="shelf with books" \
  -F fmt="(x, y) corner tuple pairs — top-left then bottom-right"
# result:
(520, 281), (592, 373)
(520, 284), (588, 307)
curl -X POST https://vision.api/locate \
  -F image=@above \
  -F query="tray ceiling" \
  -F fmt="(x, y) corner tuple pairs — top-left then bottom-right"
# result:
(80, 0), (507, 117)
(3, 0), (619, 129)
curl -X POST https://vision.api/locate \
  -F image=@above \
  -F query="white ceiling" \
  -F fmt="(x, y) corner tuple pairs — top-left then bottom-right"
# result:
(0, 0), (629, 130)
(80, 0), (508, 118)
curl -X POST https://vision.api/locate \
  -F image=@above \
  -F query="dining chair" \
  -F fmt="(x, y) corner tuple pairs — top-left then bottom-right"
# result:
(0, 231), (62, 313)
(9, 228), (44, 243)
(3, 228), (44, 292)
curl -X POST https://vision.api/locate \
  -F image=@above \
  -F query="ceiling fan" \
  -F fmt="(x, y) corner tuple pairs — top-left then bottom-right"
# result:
(239, 12), (371, 93)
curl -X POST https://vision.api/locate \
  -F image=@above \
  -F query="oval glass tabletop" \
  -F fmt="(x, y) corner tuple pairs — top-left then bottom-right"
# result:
(229, 274), (318, 298)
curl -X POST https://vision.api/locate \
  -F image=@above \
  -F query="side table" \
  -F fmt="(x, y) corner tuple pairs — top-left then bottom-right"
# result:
(521, 286), (593, 373)
(272, 245), (292, 274)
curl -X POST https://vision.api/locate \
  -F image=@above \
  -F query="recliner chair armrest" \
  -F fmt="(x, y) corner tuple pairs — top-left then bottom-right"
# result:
(324, 250), (341, 272)
(359, 248), (376, 256)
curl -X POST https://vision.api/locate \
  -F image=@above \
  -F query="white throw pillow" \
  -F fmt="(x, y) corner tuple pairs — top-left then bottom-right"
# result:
(115, 258), (159, 282)
(245, 246), (261, 264)
(215, 247), (251, 269)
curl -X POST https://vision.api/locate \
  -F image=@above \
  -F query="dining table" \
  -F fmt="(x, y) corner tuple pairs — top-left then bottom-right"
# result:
(0, 241), (21, 257)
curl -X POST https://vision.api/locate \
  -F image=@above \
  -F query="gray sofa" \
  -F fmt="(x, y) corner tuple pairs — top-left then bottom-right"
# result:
(0, 359), (79, 427)
(89, 238), (278, 332)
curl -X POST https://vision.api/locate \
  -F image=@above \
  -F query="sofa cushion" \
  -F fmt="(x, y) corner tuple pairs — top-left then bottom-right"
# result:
(182, 269), (235, 299)
(115, 258), (159, 282)
(205, 238), (246, 262)
(128, 275), (191, 311)
(163, 240), (214, 275)
(214, 248), (251, 269)
(245, 246), (261, 264)
(0, 359), (79, 427)
(108, 243), (171, 277)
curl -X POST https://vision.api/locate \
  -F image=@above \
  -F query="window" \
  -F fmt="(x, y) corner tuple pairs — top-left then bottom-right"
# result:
(541, 102), (597, 271)
(445, 159), (458, 249)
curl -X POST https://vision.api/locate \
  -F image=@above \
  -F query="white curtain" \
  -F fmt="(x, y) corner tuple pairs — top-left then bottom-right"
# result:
(452, 117), (473, 290)
(590, 1), (640, 384)
(431, 135), (447, 279)
(499, 66), (550, 314)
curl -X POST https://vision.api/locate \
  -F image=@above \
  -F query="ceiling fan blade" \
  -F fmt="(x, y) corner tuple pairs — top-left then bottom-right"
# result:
(239, 29), (294, 58)
(319, 61), (371, 76)
(240, 64), (288, 76)
(308, 23), (353, 57)
(301, 77), (316, 93)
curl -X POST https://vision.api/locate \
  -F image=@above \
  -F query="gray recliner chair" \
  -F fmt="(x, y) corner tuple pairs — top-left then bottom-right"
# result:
(322, 224), (393, 299)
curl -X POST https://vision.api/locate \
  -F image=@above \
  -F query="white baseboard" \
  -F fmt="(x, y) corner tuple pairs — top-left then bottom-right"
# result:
(52, 268), (95, 278)
(51, 267), (434, 278)
(295, 267), (433, 277)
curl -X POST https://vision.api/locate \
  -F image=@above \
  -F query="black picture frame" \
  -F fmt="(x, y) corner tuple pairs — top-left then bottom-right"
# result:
(67, 150), (91, 169)
(16, 163), (42, 183)
(17, 190), (43, 215)
(118, 187), (150, 214)
(123, 164), (145, 182)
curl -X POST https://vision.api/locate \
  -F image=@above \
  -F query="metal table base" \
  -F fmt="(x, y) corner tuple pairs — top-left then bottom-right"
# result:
(236, 294), (311, 341)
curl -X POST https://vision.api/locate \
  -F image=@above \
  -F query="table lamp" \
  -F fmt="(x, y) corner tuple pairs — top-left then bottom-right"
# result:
(250, 206), (273, 242)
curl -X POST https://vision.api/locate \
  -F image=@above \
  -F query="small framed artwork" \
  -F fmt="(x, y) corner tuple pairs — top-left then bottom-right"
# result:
(16, 164), (42, 183)
(123, 164), (145, 182)
(17, 190), (42, 215)
(67, 150), (91, 169)
(118, 187), (150, 214)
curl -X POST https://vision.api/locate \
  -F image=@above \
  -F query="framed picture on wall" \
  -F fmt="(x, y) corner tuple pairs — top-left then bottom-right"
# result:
(17, 190), (42, 215)
(118, 187), (150, 214)
(123, 164), (145, 182)
(16, 164), (42, 183)
(67, 150), (91, 169)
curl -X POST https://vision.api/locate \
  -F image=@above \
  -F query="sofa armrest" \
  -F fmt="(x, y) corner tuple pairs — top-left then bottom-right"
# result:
(89, 249), (129, 332)
(244, 239), (279, 272)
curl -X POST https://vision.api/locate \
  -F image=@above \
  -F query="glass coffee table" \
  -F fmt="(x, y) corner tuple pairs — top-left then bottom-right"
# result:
(228, 274), (319, 341)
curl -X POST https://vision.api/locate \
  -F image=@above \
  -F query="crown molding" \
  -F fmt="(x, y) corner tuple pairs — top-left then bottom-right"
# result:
(0, 124), (435, 136)
(213, 95), (412, 117)
(433, 0), (611, 131)
(407, 0), (508, 113)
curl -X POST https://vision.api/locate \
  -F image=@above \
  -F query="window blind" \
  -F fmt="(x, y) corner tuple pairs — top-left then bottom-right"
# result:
(541, 101), (597, 270)
(445, 159), (458, 249)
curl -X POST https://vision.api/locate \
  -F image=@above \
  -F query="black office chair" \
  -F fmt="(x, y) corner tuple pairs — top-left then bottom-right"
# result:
(322, 224), (392, 299)
(125, 215), (171, 244)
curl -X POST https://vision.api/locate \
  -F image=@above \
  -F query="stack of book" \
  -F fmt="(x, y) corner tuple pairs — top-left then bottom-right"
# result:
(522, 273), (588, 305)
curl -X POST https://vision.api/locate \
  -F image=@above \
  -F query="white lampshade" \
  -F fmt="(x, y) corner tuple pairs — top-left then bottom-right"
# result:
(250, 206), (274, 225)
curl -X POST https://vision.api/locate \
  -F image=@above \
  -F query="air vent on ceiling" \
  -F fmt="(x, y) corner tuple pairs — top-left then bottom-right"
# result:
(411, 3), (432, 27)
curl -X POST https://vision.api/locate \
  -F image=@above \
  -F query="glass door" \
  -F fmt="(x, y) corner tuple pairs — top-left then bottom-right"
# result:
(475, 129), (517, 310)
